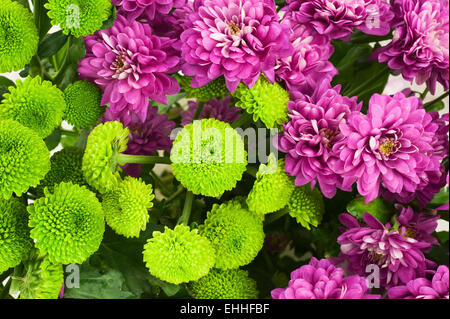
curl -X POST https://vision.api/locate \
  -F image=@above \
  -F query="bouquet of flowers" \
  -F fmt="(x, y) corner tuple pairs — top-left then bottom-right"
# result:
(0, 0), (448, 300)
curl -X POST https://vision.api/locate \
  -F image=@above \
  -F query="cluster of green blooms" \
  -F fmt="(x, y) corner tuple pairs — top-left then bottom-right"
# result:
(45, 0), (113, 38)
(288, 185), (325, 230)
(233, 76), (289, 128)
(171, 119), (247, 197)
(0, 0), (38, 73)
(177, 75), (230, 102)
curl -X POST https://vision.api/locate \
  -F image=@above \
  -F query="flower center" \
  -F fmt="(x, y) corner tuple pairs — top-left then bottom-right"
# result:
(319, 128), (338, 148)
(367, 250), (386, 265)
(228, 21), (241, 35)
(378, 138), (398, 157)
(404, 227), (417, 239)
(111, 49), (130, 78)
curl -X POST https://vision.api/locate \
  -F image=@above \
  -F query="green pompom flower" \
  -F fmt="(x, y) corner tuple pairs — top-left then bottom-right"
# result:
(103, 177), (155, 238)
(199, 200), (265, 270)
(0, 0), (38, 72)
(0, 197), (33, 274)
(288, 185), (325, 230)
(143, 225), (215, 284)
(247, 155), (295, 216)
(189, 268), (259, 299)
(177, 75), (229, 102)
(28, 182), (105, 264)
(64, 81), (105, 129)
(10, 248), (63, 299)
(233, 76), (289, 128)
(0, 119), (50, 199)
(82, 121), (129, 194)
(45, 0), (113, 37)
(171, 119), (247, 197)
(0, 76), (66, 138)
(35, 147), (89, 197)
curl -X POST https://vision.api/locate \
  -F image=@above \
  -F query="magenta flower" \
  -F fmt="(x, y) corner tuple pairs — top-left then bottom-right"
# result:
(276, 19), (337, 93)
(388, 265), (449, 299)
(271, 257), (380, 299)
(78, 15), (180, 125)
(180, 96), (241, 126)
(276, 80), (362, 198)
(180, 0), (293, 92)
(112, 0), (186, 21)
(334, 93), (439, 203)
(337, 213), (434, 288)
(282, 0), (394, 40)
(373, 0), (449, 94)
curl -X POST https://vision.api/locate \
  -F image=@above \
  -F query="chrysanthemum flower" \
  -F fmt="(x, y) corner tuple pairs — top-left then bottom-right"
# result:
(0, 197), (33, 274)
(112, 0), (186, 21)
(276, 80), (361, 198)
(0, 0), (38, 73)
(337, 213), (434, 288)
(233, 76), (290, 128)
(334, 92), (440, 203)
(28, 182), (105, 264)
(64, 81), (105, 129)
(189, 269), (259, 299)
(143, 225), (216, 284)
(283, 0), (394, 40)
(102, 177), (155, 238)
(82, 121), (129, 194)
(177, 75), (230, 103)
(288, 184), (325, 230)
(373, 0), (449, 94)
(46, 0), (113, 37)
(11, 248), (64, 299)
(271, 257), (380, 299)
(171, 119), (247, 197)
(276, 20), (337, 93)
(388, 265), (449, 299)
(199, 200), (265, 269)
(181, 96), (241, 127)
(0, 120), (50, 199)
(181, 0), (293, 92)
(0, 76), (66, 138)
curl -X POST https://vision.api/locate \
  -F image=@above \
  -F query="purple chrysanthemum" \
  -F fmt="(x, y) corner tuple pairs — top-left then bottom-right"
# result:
(271, 257), (380, 299)
(112, 0), (186, 21)
(334, 92), (440, 203)
(276, 80), (362, 198)
(282, 0), (394, 40)
(180, 0), (293, 92)
(180, 96), (241, 126)
(373, 0), (449, 94)
(275, 19), (337, 93)
(337, 213), (434, 288)
(78, 15), (180, 125)
(388, 265), (449, 299)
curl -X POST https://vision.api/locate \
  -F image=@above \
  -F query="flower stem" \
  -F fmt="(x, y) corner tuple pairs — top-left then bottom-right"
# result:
(149, 171), (171, 197)
(165, 185), (185, 204)
(264, 207), (289, 226)
(178, 191), (194, 225)
(117, 154), (171, 166)
(231, 112), (253, 129)
(420, 88), (429, 99)
(424, 91), (449, 109)
(246, 165), (259, 178)
(193, 101), (205, 120)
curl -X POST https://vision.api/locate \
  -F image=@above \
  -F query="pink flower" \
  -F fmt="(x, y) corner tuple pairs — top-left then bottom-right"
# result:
(112, 0), (186, 21)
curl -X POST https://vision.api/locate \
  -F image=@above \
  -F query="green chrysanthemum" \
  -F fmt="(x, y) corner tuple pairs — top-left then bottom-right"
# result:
(288, 185), (325, 230)
(177, 75), (229, 102)
(82, 121), (129, 194)
(45, 0), (112, 37)
(199, 200), (265, 270)
(28, 182), (105, 264)
(64, 81), (105, 129)
(0, 0), (38, 72)
(0, 197), (33, 274)
(0, 119), (50, 199)
(10, 248), (63, 299)
(103, 177), (155, 238)
(247, 155), (295, 216)
(171, 119), (247, 197)
(0, 76), (66, 138)
(233, 76), (289, 128)
(35, 147), (89, 197)
(143, 225), (215, 285)
(189, 268), (259, 299)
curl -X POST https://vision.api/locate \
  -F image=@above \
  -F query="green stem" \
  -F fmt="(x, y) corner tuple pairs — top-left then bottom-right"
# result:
(350, 33), (393, 44)
(264, 207), (289, 226)
(343, 65), (389, 97)
(60, 129), (78, 137)
(149, 171), (171, 196)
(193, 101), (205, 120)
(231, 112), (253, 129)
(165, 185), (185, 204)
(424, 91), (449, 109)
(178, 191), (194, 225)
(420, 88), (429, 100)
(117, 154), (171, 166)
(246, 166), (259, 178)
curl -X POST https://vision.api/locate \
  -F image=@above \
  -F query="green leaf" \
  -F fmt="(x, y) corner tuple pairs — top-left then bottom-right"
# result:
(0, 76), (15, 103)
(38, 31), (69, 59)
(425, 101), (445, 112)
(346, 196), (394, 224)
(44, 127), (62, 151)
(13, 0), (30, 9)
(33, 0), (52, 41)
(154, 92), (186, 113)
(429, 186), (449, 207)
(100, 5), (117, 30)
